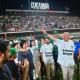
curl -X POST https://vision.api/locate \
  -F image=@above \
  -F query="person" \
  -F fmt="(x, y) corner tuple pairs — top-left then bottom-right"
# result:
(40, 37), (55, 80)
(74, 40), (80, 74)
(7, 48), (19, 80)
(30, 39), (41, 80)
(12, 40), (20, 50)
(52, 31), (59, 70)
(41, 28), (75, 80)
(10, 40), (22, 80)
(40, 37), (46, 45)
(18, 39), (34, 80)
(39, 38), (46, 78)
(11, 40), (21, 64)
(0, 40), (13, 80)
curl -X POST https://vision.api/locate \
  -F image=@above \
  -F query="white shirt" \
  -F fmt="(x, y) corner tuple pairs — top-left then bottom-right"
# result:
(30, 40), (39, 64)
(30, 39), (38, 54)
(56, 39), (75, 66)
(40, 43), (54, 63)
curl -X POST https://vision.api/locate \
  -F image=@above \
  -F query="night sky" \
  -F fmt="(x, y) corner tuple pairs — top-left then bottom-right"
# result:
(0, 0), (80, 16)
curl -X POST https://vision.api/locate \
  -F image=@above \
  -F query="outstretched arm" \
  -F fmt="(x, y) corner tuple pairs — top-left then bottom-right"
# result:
(41, 27), (58, 41)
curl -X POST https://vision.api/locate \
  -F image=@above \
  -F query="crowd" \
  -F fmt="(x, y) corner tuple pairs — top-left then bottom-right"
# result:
(0, 29), (80, 80)
(0, 15), (80, 32)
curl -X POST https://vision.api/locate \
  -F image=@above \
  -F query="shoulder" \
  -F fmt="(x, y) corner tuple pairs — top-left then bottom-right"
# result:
(79, 43), (80, 47)
(69, 40), (74, 42)
(27, 49), (33, 54)
(41, 44), (45, 48)
(76, 43), (80, 48)
(69, 40), (74, 44)
(18, 51), (23, 55)
(55, 39), (63, 45)
(49, 43), (53, 46)
(50, 43), (53, 45)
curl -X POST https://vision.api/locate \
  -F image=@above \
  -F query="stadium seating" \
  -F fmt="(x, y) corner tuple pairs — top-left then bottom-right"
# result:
(0, 15), (80, 32)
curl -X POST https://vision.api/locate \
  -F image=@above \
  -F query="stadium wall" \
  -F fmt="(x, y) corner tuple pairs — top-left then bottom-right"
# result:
(0, 28), (80, 40)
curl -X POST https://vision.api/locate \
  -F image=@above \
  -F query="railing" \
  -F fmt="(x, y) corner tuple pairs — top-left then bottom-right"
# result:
(6, 9), (69, 14)
(0, 28), (80, 39)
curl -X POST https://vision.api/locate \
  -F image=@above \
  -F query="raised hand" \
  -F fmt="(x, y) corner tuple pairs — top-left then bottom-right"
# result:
(41, 27), (47, 34)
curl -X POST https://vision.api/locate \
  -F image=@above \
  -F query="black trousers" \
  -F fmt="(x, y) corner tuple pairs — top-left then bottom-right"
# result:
(40, 56), (46, 77)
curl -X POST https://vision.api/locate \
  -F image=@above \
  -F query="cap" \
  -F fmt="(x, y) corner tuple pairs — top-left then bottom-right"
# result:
(43, 34), (49, 38)
(10, 48), (16, 56)
(52, 31), (58, 34)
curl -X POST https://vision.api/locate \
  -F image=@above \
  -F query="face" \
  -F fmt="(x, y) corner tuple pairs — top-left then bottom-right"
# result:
(15, 43), (20, 49)
(62, 32), (70, 42)
(41, 38), (45, 44)
(0, 40), (10, 64)
(31, 41), (36, 46)
(23, 42), (29, 49)
(45, 38), (50, 44)
(54, 34), (58, 38)
(0, 45), (10, 63)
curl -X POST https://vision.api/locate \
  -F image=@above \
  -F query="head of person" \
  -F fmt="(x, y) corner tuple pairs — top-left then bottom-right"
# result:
(31, 35), (35, 40)
(62, 32), (70, 42)
(12, 40), (20, 49)
(44, 37), (50, 44)
(40, 38), (45, 44)
(20, 39), (29, 49)
(0, 40), (10, 64)
(53, 31), (58, 38)
(30, 40), (36, 47)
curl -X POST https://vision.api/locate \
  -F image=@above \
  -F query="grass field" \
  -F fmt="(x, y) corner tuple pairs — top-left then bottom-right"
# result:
(40, 64), (80, 80)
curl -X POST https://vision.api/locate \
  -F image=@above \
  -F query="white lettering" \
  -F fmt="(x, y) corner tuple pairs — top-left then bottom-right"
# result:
(31, 2), (49, 10)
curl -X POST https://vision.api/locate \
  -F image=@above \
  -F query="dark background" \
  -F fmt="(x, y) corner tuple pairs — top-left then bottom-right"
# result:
(0, 0), (80, 16)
